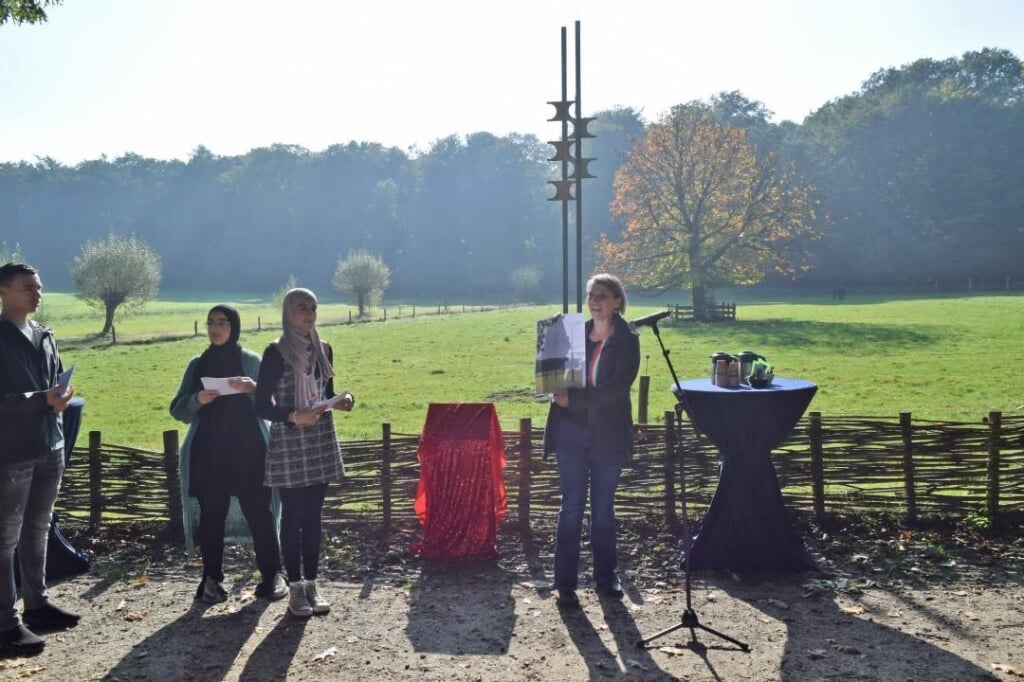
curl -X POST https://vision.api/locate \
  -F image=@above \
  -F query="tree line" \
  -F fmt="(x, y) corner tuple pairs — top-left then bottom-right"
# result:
(2, 47), (1021, 306)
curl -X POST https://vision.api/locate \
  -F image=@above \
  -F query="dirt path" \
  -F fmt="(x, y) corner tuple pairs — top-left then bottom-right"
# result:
(1, 519), (1022, 681)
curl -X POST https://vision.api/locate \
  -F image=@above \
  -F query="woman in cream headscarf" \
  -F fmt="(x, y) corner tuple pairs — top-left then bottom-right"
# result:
(255, 288), (353, 617)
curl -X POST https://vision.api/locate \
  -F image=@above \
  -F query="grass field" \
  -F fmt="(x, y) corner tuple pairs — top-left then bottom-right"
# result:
(37, 291), (1024, 450)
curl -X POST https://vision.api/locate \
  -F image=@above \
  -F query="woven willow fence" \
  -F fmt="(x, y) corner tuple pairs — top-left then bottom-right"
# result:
(56, 411), (1024, 539)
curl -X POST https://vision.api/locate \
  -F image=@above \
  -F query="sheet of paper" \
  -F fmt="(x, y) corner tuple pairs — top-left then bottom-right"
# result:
(311, 391), (351, 410)
(535, 313), (586, 395)
(57, 364), (76, 397)
(200, 376), (242, 395)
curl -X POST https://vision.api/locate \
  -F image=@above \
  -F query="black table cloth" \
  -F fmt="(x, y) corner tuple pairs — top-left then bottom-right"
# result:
(672, 378), (818, 571)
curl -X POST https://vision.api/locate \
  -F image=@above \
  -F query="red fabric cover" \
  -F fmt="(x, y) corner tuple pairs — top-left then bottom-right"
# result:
(411, 403), (507, 560)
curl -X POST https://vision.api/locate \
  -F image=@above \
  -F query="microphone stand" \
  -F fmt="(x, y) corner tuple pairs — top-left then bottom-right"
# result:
(634, 319), (749, 652)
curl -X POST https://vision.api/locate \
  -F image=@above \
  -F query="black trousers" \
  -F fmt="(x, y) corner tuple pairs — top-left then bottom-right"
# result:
(197, 484), (281, 583)
(278, 483), (328, 582)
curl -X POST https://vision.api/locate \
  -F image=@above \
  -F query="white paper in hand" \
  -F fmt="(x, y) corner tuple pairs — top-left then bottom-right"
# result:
(311, 391), (352, 410)
(57, 364), (76, 397)
(201, 377), (242, 395)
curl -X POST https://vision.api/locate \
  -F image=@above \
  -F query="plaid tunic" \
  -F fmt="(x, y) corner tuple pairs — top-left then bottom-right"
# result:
(263, 350), (345, 488)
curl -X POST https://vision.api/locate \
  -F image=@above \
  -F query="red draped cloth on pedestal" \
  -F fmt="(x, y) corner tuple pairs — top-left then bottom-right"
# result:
(411, 403), (507, 560)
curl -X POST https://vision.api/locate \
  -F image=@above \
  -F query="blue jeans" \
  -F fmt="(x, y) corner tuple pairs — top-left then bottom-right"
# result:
(0, 448), (65, 632)
(553, 419), (622, 591)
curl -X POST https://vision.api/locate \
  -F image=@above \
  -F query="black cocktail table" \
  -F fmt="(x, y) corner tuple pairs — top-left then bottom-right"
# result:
(672, 378), (818, 571)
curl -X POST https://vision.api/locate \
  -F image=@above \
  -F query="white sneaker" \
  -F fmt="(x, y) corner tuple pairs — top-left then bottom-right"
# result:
(304, 579), (330, 614)
(288, 582), (313, 617)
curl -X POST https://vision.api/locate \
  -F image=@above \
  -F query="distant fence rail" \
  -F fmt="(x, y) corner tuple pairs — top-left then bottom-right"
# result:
(669, 303), (736, 322)
(88, 302), (524, 346)
(57, 409), (1024, 539)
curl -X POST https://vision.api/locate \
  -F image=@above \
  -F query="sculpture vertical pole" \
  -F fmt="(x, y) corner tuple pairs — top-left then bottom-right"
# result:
(548, 21), (596, 315)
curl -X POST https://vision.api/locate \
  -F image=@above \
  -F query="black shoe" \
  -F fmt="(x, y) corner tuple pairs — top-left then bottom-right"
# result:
(254, 573), (288, 601)
(556, 589), (580, 608)
(22, 603), (80, 631)
(197, 576), (228, 604)
(595, 577), (624, 599)
(0, 623), (45, 655)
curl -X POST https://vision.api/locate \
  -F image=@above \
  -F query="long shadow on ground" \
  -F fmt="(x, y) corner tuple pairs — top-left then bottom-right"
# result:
(404, 558), (514, 655)
(104, 598), (271, 681)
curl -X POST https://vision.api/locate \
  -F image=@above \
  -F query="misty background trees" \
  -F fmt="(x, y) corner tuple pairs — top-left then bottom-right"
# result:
(2, 48), (1021, 302)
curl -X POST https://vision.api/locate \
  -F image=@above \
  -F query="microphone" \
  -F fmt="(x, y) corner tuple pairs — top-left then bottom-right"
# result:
(631, 310), (672, 328)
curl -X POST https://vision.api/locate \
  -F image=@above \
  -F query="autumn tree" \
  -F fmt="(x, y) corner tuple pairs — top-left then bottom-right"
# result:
(597, 102), (818, 318)
(70, 232), (161, 336)
(333, 250), (390, 317)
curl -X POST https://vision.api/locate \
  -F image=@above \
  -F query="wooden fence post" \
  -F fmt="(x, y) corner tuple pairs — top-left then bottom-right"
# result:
(163, 430), (183, 542)
(900, 412), (917, 520)
(637, 376), (650, 424)
(88, 430), (102, 532)
(193, 320), (198, 336)
(808, 411), (825, 522)
(518, 418), (533, 532)
(381, 423), (392, 534)
(258, 315), (261, 330)
(663, 410), (678, 530)
(987, 411), (1002, 522)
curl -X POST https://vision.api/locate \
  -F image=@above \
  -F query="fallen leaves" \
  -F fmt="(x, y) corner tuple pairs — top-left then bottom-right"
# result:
(801, 577), (873, 597)
(12, 665), (46, 678)
(991, 662), (1021, 676)
(115, 598), (148, 622)
(806, 642), (863, 659)
(623, 657), (650, 672)
(832, 644), (861, 655)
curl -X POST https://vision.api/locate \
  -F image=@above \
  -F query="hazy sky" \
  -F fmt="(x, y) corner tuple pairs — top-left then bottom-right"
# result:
(2, 0), (1022, 165)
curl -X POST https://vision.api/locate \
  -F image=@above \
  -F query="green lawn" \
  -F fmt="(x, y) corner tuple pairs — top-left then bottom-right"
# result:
(40, 291), (1024, 450)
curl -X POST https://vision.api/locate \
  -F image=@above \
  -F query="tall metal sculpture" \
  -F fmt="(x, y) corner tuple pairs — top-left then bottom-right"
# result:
(548, 20), (596, 314)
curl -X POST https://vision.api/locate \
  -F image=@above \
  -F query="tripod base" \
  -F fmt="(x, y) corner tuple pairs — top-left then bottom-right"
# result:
(636, 608), (749, 651)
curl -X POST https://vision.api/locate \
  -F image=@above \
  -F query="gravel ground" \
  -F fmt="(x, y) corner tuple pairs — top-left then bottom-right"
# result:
(1, 516), (1022, 681)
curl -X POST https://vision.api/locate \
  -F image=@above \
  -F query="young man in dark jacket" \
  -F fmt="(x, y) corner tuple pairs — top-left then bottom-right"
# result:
(0, 263), (80, 656)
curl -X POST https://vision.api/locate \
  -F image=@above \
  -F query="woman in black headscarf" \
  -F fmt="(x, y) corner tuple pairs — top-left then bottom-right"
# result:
(170, 305), (285, 603)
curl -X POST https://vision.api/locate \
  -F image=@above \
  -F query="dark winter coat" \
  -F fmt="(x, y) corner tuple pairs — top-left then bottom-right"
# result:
(0, 319), (64, 464)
